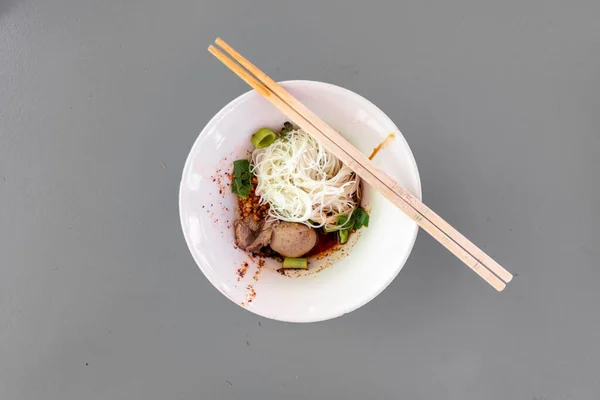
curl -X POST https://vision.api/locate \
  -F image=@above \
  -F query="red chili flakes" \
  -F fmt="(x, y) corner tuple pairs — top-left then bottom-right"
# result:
(252, 259), (266, 281)
(208, 159), (233, 200)
(237, 262), (249, 281)
(246, 284), (256, 303)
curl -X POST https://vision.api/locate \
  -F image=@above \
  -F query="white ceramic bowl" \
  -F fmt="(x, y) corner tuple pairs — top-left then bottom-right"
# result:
(180, 80), (421, 323)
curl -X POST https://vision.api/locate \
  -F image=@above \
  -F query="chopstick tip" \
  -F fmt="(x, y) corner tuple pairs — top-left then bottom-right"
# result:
(208, 44), (220, 55)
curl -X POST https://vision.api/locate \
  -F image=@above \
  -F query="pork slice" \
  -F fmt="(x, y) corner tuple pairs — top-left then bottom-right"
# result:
(234, 220), (255, 250)
(244, 216), (262, 232)
(234, 217), (279, 252)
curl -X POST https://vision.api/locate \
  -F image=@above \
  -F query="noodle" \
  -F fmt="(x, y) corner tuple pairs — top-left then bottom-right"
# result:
(251, 129), (360, 231)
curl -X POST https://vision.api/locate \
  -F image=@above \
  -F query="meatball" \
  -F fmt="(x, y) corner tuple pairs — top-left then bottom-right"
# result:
(270, 222), (317, 258)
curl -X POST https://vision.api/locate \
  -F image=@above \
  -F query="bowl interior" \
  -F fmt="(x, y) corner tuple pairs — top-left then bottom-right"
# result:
(180, 80), (421, 322)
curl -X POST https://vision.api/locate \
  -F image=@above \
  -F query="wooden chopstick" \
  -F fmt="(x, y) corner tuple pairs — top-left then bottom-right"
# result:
(214, 38), (513, 286)
(209, 39), (512, 291)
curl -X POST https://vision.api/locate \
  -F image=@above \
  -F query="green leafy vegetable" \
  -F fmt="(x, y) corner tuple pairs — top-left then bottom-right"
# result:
(251, 128), (277, 149)
(352, 207), (370, 230)
(334, 207), (370, 244)
(232, 159), (252, 199)
(280, 121), (294, 136)
(336, 214), (350, 228)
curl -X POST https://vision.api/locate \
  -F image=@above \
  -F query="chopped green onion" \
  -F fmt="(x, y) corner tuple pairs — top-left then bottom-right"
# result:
(338, 229), (349, 244)
(282, 258), (308, 269)
(251, 128), (276, 149)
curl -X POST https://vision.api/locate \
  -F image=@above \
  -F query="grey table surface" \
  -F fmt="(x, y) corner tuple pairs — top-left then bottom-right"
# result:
(2, 0), (600, 399)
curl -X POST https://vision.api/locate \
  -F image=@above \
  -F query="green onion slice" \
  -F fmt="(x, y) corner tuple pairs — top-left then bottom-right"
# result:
(251, 128), (277, 149)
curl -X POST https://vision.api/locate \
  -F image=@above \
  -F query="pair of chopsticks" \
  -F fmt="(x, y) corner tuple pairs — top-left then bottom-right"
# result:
(209, 38), (513, 291)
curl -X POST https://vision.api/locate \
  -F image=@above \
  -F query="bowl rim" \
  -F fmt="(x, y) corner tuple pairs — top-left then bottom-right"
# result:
(179, 79), (422, 322)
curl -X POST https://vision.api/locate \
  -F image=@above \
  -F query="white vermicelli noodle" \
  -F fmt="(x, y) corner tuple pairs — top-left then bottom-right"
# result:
(251, 128), (360, 231)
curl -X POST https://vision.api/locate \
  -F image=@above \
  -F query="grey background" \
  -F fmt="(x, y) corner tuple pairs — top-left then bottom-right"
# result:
(1, 0), (599, 399)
